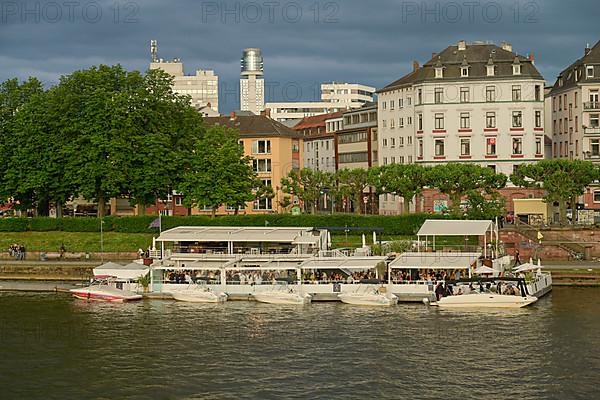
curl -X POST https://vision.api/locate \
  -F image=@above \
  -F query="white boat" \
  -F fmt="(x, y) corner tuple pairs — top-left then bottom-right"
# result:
(253, 284), (312, 305)
(432, 293), (538, 308)
(428, 278), (537, 308)
(338, 286), (398, 306)
(171, 284), (227, 303)
(70, 278), (143, 302)
(513, 262), (552, 298)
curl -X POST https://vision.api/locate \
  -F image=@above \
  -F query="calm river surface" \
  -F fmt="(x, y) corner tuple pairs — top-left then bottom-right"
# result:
(1, 287), (599, 400)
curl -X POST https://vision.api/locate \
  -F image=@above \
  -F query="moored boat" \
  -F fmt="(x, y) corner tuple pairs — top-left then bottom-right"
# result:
(171, 284), (227, 303)
(338, 286), (398, 306)
(253, 284), (311, 305)
(70, 278), (143, 302)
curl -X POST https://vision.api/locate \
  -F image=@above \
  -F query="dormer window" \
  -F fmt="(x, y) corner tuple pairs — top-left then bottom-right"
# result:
(487, 65), (495, 76)
(461, 67), (469, 77)
(587, 66), (594, 78)
(513, 64), (521, 75)
(435, 67), (443, 78)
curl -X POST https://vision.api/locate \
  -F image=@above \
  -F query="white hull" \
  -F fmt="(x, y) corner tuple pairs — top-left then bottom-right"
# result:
(253, 292), (311, 305)
(434, 294), (538, 308)
(70, 286), (142, 302)
(338, 293), (398, 306)
(171, 291), (227, 303)
(526, 273), (552, 298)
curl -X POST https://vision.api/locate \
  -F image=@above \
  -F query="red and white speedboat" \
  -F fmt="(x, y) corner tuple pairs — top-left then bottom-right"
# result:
(70, 277), (143, 302)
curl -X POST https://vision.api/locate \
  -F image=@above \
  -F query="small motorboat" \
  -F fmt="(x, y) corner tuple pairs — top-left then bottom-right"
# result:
(430, 293), (538, 308)
(171, 284), (227, 303)
(338, 286), (398, 306)
(253, 284), (311, 305)
(426, 278), (538, 309)
(70, 278), (142, 302)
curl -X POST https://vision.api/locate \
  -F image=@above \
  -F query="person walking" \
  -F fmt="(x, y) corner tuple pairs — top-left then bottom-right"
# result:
(514, 249), (521, 267)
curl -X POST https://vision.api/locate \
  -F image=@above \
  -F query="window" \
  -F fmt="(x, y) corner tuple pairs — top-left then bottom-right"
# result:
(417, 114), (423, 130)
(487, 65), (495, 76)
(434, 88), (443, 104)
(559, 96), (562, 110)
(407, 136), (412, 145)
(535, 85), (541, 101)
(399, 98), (403, 108)
(339, 152), (369, 163)
(399, 117), (404, 128)
(390, 119), (395, 129)
(513, 65), (521, 75)
(460, 87), (469, 103)
(417, 89), (422, 105)
(175, 197), (183, 206)
(338, 132), (368, 144)
(590, 114), (600, 128)
(434, 113), (444, 130)
(382, 101), (387, 110)
(383, 157), (388, 165)
(512, 137), (523, 155)
(574, 92), (578, 107)
(488, 165), (496, 173)
(382, 138), (388, 147)
(382, 120), (387, 128)
(591, 139), (600, 156)
(252, 140), (271, 154)
(253, 159), (272, 173)
(535, 111), (542, 128)
(587, 66), (594, 78)
(486, 86), (496, 102)
(399, 137), (404, 146)
(418, 139), (423, 157)
(435, 68), (443, 78)
(407, 97), (412, 106)
(391, 156), (396, 164)
(461, 67), (469, 77)
(254, 198), (273, 210)
(407, 116), (412, 125)
(390, 138), (396, 148)
(575, 116), (578, 132)
(460, 138), (471, 156)
(536, 137), (542, 154)
(390, 100), (395, 110)
(486, 112), (496, 128)
(434, 139), (445, 156)
(512, 85), (522, 101)
(460, 112), (470, 129)
(594, 191), (600, 203)
(512, 111), (523, 128)
(486, 137), (497, 155)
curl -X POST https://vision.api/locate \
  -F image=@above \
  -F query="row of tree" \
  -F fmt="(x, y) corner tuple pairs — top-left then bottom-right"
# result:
(281, 160), (600, 223)
(0, 67), (270, 217)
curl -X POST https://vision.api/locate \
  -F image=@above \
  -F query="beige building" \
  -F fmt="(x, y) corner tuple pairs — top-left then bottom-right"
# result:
(149, 41), (219, 113)
(548, 40), (600, 162)
(202, 114), (302, 215)
(378, 40), (546, 214)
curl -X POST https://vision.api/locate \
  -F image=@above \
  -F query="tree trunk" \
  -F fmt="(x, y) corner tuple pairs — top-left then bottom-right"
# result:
(559, 200), (568, 225)
(211, 207), (217, 218)
(37, 198), (50, 216)
(403, 197), (411, 214)
(56, 200), (63, 218)
(97, 195), (105, 218)
(138, 204), (147, 216)
(234, 207), (239, 215)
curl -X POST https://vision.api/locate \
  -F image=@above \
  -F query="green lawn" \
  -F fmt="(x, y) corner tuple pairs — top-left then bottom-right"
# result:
(0, 231), (481, 254)
(0, 231), (155, 253)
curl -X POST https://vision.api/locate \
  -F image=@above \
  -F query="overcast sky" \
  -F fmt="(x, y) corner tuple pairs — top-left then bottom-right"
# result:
(1, 0), (598, 112)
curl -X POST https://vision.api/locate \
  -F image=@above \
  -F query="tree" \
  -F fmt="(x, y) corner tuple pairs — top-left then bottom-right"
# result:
(179, 125), (257, 217)
(369, 164), (430, 213)
(280, 168), (334, 214)
(336, 168), (370, 215)
(428, 163), (507, 215)
(464, 190), (506, 220)
(511, 159), (597, 224)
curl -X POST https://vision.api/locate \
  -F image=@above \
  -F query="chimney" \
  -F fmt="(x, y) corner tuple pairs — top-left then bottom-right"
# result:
(457, 40), (466, 51)
(501, 41), (513, 52)
(230, 111), (236, 121)
(412, 60), (420, 72)
(260, 108), (271, 118)
(528, 52), (535, 65)
(585, 44), (591, 56)
(431, 52), (437, 60)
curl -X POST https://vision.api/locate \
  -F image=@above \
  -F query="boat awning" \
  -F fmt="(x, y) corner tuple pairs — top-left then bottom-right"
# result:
(417, 220), (493, 236)
(388, 252), (481, 270)
(93, 262), (149, 280)
(300, 257), (387, 270)
(155, 226), (319, 244)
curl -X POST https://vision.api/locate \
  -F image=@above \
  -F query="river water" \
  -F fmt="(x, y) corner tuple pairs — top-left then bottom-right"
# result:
(0, 287), (598, 399)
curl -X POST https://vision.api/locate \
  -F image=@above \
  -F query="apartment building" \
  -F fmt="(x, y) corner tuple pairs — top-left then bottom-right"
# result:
(294, 112), (344, 173)
(548, 40), (600, 210)
(377, 40), (546, 214)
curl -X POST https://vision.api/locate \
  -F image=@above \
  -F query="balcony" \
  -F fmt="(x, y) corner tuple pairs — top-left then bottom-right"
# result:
(584, 127), (600, 134)
(584, 102), (600, 110)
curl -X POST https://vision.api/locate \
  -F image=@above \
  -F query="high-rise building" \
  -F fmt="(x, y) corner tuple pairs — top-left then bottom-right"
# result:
(149, 40), (219, 114)
(240, 48), (265, 115)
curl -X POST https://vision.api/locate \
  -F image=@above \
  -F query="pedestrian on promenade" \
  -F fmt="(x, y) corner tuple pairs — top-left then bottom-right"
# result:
(514, 249), (521, 267)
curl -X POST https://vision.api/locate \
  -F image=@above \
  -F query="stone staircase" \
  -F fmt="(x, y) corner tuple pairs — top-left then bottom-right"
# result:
(510, 222), (587, 260)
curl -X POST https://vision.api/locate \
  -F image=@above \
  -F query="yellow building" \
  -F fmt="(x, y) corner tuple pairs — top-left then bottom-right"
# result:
(513, 198), (550, 225)
(200, 113), (303, 215)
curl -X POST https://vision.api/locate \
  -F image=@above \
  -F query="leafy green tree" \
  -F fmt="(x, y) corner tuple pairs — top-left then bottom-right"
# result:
(280, 168), (335, 214)
(464, 190), (506, 220)
(336, 168), (371, 215)
(511, 159), (597, 224)
(428, 163), (507, 215)
(368, 164), (430, 213)
(179, 125), (258, 217)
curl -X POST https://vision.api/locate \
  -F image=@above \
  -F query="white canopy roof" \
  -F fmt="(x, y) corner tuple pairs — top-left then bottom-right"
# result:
(474, 265), (495, 274)
(93, 262), (149, 280)
(300, 257), (387, 270)
(389, 252), (481, 270)
(513, 263), (539, 273)
(156, 226), (321, 244)
(417, 220), (493, 237)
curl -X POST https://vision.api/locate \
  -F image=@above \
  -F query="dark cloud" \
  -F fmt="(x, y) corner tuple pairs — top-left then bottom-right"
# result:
(1, 0), (598, 112)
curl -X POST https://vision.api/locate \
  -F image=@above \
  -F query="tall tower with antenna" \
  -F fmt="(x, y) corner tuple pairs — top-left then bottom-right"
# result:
(240, 48), (265, 115)
(150, 39), (158, 62)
